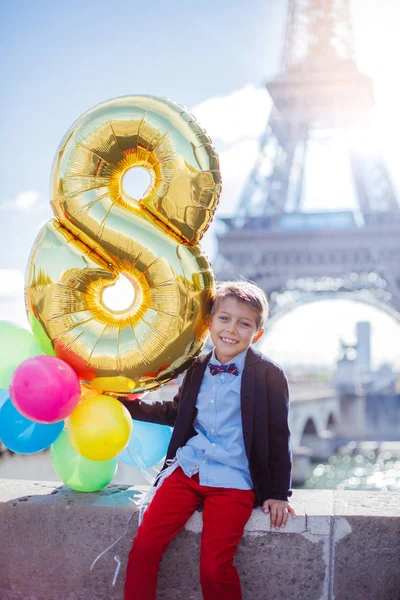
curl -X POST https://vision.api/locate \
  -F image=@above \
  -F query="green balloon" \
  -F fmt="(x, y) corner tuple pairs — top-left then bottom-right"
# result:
(0, 321), (45, 388)
(29, 314), (56, 357)
(50, 430), (118, 492)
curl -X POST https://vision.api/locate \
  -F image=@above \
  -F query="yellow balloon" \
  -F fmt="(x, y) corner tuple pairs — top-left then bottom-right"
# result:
(25, 95), (220, 395)
(68, 395), (133, 461)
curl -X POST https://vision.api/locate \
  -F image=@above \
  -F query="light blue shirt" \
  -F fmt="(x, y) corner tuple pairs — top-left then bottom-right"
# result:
(176, 348), (253, 490)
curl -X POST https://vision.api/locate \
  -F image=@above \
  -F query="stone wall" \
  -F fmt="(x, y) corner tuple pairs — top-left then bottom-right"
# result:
(0, 480), (399, 600)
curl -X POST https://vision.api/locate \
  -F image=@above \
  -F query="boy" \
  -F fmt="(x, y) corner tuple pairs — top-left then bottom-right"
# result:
(119, 280), (295, 600)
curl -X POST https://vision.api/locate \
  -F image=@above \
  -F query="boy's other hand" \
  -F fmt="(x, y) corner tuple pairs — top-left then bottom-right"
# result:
(263, 499), (296, 529)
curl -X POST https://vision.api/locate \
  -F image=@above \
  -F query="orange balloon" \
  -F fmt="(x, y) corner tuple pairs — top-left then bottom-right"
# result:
(68, 395), (132, 461)
(80, 383), (97, 401)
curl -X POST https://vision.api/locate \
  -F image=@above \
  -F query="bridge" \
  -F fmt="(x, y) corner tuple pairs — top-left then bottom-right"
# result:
(288, 382), (338, 449)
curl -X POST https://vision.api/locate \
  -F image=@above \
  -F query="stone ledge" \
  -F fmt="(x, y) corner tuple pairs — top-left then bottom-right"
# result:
(0, 480), (399, 600)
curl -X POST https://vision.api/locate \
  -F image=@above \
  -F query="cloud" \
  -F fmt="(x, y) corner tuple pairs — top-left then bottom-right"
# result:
(188, 85), (272, 257)
(218, 139), (261, 214)
(0, 269), (28, 327)
(0, 190), (41, 211)
(198, 139), (261, 260)
(191, 87), (271, 210)
(192, 84), (272, 145)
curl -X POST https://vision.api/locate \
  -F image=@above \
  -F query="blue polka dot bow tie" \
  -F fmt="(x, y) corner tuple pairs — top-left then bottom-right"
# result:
(208, 363), (239, 376)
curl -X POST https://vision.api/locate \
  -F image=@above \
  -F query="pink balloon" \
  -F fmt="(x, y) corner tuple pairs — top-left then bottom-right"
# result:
(127, 391), (149, 401)
(9, 356), (80, 424)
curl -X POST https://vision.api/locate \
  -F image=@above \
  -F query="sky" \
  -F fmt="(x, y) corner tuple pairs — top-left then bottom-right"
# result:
(1, 0), (400, 368)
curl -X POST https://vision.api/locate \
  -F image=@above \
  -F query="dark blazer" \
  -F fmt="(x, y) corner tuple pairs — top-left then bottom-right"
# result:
(120, 347), (292, 506)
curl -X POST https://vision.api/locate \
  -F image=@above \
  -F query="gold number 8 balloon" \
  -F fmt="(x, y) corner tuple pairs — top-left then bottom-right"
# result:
(25, 96), (221, 396)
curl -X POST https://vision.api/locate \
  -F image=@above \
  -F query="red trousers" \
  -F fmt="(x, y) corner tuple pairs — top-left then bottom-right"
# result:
(124, 466), (255, 600)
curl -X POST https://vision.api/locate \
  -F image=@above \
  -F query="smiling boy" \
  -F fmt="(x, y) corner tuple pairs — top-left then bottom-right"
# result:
(120, 280), (295, 600)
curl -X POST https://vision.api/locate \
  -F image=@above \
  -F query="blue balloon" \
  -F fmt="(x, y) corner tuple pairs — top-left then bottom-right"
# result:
(119, 420), (172, 468)
(0, 396), (64, 454)
(0, 389), (9, 410)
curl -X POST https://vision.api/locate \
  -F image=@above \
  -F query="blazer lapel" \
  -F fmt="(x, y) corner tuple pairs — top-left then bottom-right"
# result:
(179, 351), (211, 421)
(241, 347), (260, 457)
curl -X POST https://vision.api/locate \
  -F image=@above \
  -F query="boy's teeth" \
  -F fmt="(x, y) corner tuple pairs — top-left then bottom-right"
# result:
(221, 337), (236, 344)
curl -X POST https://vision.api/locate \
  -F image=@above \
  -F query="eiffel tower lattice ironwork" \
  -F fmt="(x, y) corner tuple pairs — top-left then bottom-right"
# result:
(217, 0), (400, 326)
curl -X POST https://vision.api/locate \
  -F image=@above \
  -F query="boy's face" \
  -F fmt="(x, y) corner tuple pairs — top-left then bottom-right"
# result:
(209, 296), (264, 364)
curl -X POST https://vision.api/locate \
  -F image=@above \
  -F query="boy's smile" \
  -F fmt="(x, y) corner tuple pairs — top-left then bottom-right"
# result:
(209, 297), (264, 364)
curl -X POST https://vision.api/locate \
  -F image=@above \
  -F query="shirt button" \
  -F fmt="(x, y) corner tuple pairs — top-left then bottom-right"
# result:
(210, 399), (215, 404)
(211, 428), (215, 433)
(202, 459), (207, 464)
(211, 443), (216, 447)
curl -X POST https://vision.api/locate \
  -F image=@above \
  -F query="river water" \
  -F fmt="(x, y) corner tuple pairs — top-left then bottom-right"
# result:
(1, 441), (400, 492)
(301, 448), (400, 492)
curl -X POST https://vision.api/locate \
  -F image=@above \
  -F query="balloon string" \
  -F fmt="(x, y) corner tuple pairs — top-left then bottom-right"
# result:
(90, 512), (134, 586)
(125, 438), (178, 524)
(90, 439), (160, 585)
(126, 440), (159, 524)
(126, 440), (159, 484)
(90, 434), (172, 585)
(112, 556), (121, 587)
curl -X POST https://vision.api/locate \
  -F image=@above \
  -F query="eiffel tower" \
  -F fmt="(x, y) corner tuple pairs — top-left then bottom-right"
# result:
(216, 0), (400, 327)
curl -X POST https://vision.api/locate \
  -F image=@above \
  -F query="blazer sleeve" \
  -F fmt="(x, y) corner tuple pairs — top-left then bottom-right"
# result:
(266, 367), (293, 501)
(117, 372), (189, 427)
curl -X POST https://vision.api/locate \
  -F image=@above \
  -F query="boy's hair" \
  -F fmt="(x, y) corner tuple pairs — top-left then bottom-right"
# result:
(210, 280), (268, 331)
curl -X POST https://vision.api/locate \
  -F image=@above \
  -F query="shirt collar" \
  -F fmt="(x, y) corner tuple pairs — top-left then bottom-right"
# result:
(210, 347), (248, 372)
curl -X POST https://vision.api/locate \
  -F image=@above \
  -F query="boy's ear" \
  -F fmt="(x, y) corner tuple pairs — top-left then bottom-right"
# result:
(253, 329), (264, 344)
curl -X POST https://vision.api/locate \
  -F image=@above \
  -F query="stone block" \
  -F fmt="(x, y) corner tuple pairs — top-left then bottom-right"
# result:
(0, 480), (398, 600)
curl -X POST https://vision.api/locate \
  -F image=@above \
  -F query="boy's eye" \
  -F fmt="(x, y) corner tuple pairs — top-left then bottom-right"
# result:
(241, 322), (250, 327)
(219, 316), (228, 321)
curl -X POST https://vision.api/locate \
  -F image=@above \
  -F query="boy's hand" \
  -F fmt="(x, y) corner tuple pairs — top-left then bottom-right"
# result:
(263, 499), (296, 529)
